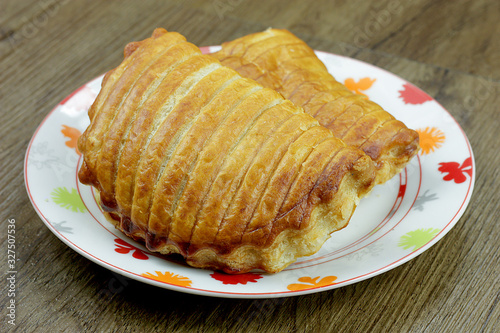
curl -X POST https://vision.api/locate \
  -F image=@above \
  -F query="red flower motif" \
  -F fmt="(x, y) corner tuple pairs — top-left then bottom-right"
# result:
(114, 238), (149, 260)
(199, 46), (211, 54)
(398, 83), (433, 105)
(397, 184), (407, 198)
(438, 157), (473, 184)
(210, 271), (263, 285)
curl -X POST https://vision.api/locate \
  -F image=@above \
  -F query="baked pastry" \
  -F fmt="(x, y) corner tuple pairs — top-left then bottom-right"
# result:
(212, 28), (419, 185)
(78, 28), (376, 273)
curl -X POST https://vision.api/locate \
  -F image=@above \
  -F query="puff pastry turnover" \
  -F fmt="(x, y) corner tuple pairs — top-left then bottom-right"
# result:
(212, 28), (419, 185)
(78, 28), (376, 273)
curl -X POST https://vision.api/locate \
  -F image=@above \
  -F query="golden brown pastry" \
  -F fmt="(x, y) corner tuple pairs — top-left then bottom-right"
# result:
(78, 28), (376, 273)
(212, 28), (419, 185)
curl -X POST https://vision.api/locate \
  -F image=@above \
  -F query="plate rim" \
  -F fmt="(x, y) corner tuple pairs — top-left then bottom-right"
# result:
(24, 49), (476, 298)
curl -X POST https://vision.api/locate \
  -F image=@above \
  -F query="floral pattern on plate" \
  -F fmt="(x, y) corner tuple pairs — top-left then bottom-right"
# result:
(25, 48), (474, 298)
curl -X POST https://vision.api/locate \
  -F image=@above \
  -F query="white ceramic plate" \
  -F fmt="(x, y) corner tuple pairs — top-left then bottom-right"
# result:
(25, 47), (475, 298)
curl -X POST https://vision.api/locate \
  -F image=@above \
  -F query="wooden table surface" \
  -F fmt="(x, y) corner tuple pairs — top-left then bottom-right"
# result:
(1, 0), (499, 332)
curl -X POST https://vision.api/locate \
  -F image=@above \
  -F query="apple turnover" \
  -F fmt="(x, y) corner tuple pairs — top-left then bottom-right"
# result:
(212, 28), (419, 185)
(78, 28), (376, 273)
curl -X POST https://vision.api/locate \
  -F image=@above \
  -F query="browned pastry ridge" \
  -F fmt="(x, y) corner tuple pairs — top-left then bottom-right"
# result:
(211, 28), (420, 185)
(77, 28), (376, 274)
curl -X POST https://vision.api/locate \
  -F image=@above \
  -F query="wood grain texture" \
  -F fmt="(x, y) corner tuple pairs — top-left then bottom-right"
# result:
(1, 0), (498, 332)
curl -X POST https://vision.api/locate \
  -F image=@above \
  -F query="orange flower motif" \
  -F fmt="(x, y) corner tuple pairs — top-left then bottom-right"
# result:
(416, 127), (445, 155)
(344, 77), (376, 97)
(141, 271), (192, 287)
(287, 275), (338, 291)
(61, 125), (81, 155)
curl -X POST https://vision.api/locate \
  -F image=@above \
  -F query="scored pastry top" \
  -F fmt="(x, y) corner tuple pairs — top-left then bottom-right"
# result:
(212, 28), (420, 185)
(77, 28), (376, 273)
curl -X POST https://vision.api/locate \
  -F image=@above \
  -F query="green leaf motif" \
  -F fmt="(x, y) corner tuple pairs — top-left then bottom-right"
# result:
(51, 187), (86, 213)
(398, 228), (440, 252)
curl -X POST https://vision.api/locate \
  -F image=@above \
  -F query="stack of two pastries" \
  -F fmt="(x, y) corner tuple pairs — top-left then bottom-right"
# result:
(78, 28), (419, 273)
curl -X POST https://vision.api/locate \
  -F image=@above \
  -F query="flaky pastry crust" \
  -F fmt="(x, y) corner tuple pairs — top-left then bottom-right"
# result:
(78, 28), (376, 273)
(212, 29), (420, 185)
